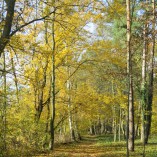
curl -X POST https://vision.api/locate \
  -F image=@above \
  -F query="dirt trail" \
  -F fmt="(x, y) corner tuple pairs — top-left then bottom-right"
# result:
(41, 136), (126, 157)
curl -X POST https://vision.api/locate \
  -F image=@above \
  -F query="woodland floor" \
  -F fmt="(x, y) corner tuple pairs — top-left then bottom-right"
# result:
(36, 135), (157, 157)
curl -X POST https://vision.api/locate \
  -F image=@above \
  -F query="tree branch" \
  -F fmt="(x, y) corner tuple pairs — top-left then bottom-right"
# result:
(10, 11), (55, 36)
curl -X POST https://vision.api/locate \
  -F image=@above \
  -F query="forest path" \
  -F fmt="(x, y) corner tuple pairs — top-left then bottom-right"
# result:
(38, 135), (157, 157)
(40, 135), (127, 157)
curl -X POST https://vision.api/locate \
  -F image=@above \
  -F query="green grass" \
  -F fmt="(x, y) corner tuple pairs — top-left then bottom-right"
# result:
(95, 135), (157, 157)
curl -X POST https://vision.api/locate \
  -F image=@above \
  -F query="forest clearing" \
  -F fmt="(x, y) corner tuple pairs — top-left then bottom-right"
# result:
(0, 0), (157, 157)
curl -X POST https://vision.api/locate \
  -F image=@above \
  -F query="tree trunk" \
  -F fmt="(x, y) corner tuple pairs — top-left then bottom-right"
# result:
(67, 66), (76, 141)
(10, 55), (19, 103)
(0, 0), (16, 57)
(35, 60), (48, 123)
(112, 108), (117, 142)
(140, 22), (148, 157)
(118, 107), (121, 142)
(135, 103), (141, 138)
(101, 120), (105, 134)
(2, 52), (7, 151)
(113, 119), (117, 142)
(49, 2), (56, 150)
(141, 22), (147, 143)
(90, 125), (95, 135)
(145, 0), (156, 144)
(74, 114), (81, 141)
(43, 88), (51, 148)
(126, 0), (134, 152)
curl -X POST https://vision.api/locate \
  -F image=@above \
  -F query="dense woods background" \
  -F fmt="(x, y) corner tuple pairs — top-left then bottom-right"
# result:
(0, 0), (156, 156)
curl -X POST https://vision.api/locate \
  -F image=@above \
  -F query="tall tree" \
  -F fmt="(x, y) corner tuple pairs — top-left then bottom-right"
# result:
(126, 0), (134, 152)
(49, 0), (56, 150)
(1, 52), (7, 151)
(145, 0), (156, 144)
(141, 21), (148, 156)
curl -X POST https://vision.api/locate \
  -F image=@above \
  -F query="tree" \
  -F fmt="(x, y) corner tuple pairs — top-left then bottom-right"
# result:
(145, 0), (156, 144)
(126, 0), (134, 152)
(49, 0), (56, 150)
(1, 52), (7, 152)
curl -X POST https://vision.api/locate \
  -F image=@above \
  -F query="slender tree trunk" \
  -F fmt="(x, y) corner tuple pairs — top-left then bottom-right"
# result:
(67, 67), (75, 141)
(1, 9), (6, 153)
(135, 103), (141, 138)
(121, 119), (126, 139)
(119, 107), (121, 142)
(43, 100), (50, 148)
(73, 82), (81, 141)
(74, 112), (81, 141)
(96, 117), (101, 135)
(94, 124), (97, 135)
(67, 91), (75, 141)
(1, 12), (7, 152)
(111, 81), (117, 142)
(35, 60), (48, 123)
(113, 106), (117, 142)
(50, 2), (56, 149)
(141, 23), (147, 144)
(49, 44), (56, 150)
(11, 56), (19, 103)
(113, 118), (117, 142)
(43, 18), (50, 148)
(120, 110), (126, 139)
(2, 52), (7, 151)
(90, 125), (95, 135)
(101, 119), (105, 134)
(141, 22), (148, 156)
(145, 0), (156, 144)
(126, 0), (134, 152)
